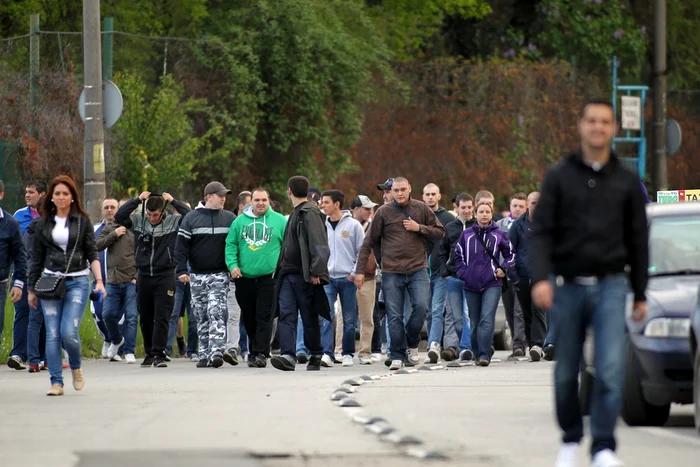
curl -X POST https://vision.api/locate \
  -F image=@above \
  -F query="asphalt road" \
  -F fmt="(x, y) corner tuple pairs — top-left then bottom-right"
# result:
(0, 351), (697, 467)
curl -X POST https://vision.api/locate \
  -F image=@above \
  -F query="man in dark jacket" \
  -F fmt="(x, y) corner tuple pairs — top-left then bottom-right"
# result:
(508, 191), (547, 362)
(115, 191), (190, 368)
(270, 176), (330, 372)
(175, 182), (235, 369)
(437, 192), (475, 362)
(532, 99), (648, 466)
(422, 183), (454, 363)
(0, 180), (28, 359)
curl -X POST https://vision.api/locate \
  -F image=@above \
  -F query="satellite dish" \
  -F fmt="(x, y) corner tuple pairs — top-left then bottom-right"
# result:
(666, 118), (682, 157)
(78, 79), (123, 128)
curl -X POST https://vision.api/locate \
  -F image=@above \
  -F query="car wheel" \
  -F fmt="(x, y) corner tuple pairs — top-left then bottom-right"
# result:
(621, 336), (671, 427)
(579, 362), (594, 416)
(494, 321), (512, 350)
(694, 347), (700, 435)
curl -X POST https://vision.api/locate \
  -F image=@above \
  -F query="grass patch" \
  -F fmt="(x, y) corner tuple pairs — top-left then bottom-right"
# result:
(1, 299), (152, 362)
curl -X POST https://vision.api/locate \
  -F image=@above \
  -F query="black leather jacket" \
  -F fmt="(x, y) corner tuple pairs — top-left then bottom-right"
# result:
(28, 210), (98, 291)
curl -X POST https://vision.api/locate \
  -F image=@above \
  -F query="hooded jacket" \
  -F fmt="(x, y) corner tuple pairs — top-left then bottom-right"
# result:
(438, 216), (475, 277)
(174, 207), (236, 276)
(325, 211), (364, 279)
(0, 208), (26, 288)
(454, 221), (517, 292)
(225, 205), (287, 278)
(115, 197), (191, 277)
(508, 212), (534, 281)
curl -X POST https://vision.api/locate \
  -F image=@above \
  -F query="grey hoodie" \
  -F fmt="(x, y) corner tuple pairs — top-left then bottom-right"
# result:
(325, 211), (364, 279)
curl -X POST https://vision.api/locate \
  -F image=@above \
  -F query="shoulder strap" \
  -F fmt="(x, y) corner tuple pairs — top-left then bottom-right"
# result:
(391, 201), (412, 219)
(64, 216), (82, 274)
(475, 229), (502, 269)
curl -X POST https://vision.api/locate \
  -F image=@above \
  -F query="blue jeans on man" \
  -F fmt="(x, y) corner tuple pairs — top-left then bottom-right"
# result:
(322, 278), (358, 357)
(9, 284), (31, 360)
(427, 275), (447, 347)
(103, 282), (138, 355)
(278, 274), (322, 358)
(446, 276), (471, 351)
(27, 304), (46, 366)
(466, 286), (501, 361)
(167, 280), (198, 357)
(382, 269), (430, 362)
(551, 274), (628, 456)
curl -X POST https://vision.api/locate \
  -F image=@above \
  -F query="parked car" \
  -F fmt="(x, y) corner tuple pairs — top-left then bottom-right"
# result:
(689, 283), (700, 434)
(581, 202), (700, 426)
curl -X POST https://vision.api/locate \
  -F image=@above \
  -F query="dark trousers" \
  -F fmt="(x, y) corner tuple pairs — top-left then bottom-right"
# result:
(137, 273), (175, 357)
(515, 280), (547, 348)
(236, 275), (275, 357)
(371, 283), (386, 354)
(277, 273), (322, 358)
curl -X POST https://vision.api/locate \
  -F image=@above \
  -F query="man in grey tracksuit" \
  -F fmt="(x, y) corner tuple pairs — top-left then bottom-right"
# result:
(174, 182), (236, 368)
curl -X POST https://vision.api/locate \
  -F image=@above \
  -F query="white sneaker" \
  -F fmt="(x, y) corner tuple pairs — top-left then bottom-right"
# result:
(389, 360), (404, 370)
(370, 353), (382, 363)
(359, 356), (372, 365)
(109, 354), (122, 362)
(591, 449), (623, 467)
(190, 355), (200, 363)
(321, 355), (333, 367)
(555, 443), (579, 467)
(427, 342), (441, 364)
(530, 345), (543, 362)
(423, 356), (432, 364)
(107, 337), (125, 359)
(334, 353), (343, 363)
(101, 342), (110, 359)
(342, 355), (354, 367)
(125, 354), (136, 364)
(408, 348), (420, 365)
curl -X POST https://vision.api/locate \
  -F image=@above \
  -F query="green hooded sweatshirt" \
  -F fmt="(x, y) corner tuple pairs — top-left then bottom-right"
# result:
(225, 204), (287, 278)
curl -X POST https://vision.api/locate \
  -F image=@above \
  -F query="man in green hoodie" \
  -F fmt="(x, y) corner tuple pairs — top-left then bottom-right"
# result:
(225, 188), (287, 368)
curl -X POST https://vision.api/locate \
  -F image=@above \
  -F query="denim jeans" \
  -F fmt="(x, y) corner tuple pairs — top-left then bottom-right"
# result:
(278, 273), (322, 358)
(295, 313), (308, 356)
(544, 307), (554, 347)
(0, 284), (6, 341)
(382, 269), (430, 361)
(321, 278), (358, 357)
(427, 275), (447, 347)
(552, 274), (628, 456)
(446, 276), (471, 351)
(27, 303), (46, 366)
(40, 276), (89, 386)
(10, 284), (31, 360)
(167, 281), (198, 357)
(103, 282), (138, 354)
(465, 286), (501, 361)
(90, 296), (110, 344)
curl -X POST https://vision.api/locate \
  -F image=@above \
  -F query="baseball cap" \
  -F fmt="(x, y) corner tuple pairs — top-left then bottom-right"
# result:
(204, 181), (232, 196)
(351, 195), (378, 209)
(377, 178), (394, 191)
(309, 187), (322, 203)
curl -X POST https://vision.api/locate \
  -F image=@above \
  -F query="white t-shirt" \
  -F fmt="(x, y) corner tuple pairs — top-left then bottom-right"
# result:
(44, 215), (90, 277)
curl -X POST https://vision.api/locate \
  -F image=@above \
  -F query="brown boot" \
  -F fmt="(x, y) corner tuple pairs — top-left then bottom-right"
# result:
(72, 368), (85, 391)
(46, 384), (64, 396)
(440, 348), (457, 361)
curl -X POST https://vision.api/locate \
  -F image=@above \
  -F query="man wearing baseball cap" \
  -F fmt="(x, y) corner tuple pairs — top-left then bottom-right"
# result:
(377, 178), (395, 205)
(174, 182), (236, 368)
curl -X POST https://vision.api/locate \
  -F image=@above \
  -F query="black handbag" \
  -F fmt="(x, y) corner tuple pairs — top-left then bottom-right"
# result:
(34, 216), (81, 300)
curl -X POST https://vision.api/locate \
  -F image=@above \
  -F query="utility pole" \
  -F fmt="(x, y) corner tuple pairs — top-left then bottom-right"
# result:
(29, 14), (40, 139)
(82, 0), (106, 222)
(652, 0), (668, 193)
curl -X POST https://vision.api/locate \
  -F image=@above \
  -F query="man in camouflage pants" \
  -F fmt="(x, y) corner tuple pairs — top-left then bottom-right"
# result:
(174, 182), (236, 368)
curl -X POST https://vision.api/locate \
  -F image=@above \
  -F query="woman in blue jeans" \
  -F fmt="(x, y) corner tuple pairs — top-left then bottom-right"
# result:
(27, 175), (106, 396)
(455, 201), (517, 366)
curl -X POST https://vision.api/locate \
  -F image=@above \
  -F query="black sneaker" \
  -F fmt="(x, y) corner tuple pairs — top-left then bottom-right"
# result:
(512, 348), (525, 358)
(223, 349), (239, 366)
(254, 355), (267, 368)
(177, 337), (187, 357)
(384, 358), (392, 368)
(307, 356), (321, 371)
(163, 354), (172, 362)
(211, 355), (224, 368)
(247, 357), (257, 368)
(152, 356), (168, 368)
(271, 355), (296, 371)
(141, 356), (155, 367)
(543, 344), (555, 361)
(196, 358), (210, 368)
(296, 353), (308, 364)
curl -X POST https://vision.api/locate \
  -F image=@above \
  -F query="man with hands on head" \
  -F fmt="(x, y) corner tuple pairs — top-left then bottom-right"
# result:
(115, 190), (191, 368)
(175, 182), (235, 368)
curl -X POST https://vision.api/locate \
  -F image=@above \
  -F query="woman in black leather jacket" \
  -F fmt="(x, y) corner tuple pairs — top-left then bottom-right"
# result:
(27, 175), (106, 396)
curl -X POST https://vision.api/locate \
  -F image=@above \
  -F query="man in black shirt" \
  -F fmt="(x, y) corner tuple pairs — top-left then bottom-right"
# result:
(271, 176), (330, 372)
(532, 98), (648, 467)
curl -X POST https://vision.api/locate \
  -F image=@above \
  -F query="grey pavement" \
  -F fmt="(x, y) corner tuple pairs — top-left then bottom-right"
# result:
(0, 351), (698, 467)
